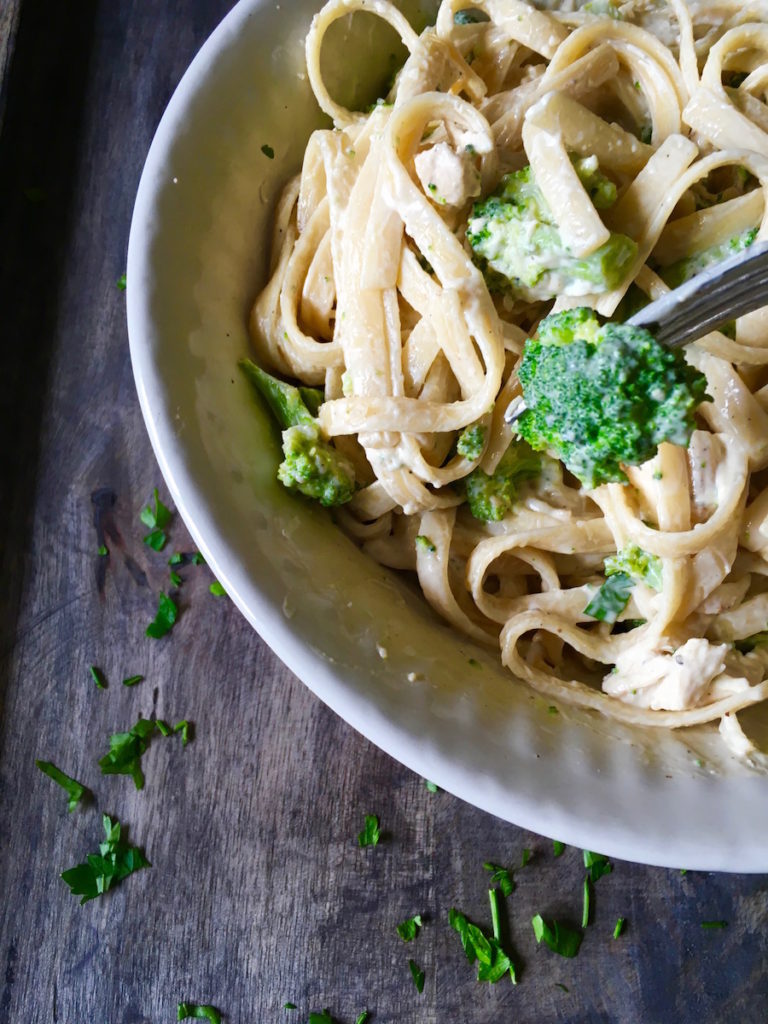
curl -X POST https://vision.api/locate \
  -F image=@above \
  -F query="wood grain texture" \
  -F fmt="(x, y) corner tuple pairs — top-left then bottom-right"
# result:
(1, 2), (768, 1022)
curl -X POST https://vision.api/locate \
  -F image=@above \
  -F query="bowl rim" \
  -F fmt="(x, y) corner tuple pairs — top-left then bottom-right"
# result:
(127, 0), (768, 872)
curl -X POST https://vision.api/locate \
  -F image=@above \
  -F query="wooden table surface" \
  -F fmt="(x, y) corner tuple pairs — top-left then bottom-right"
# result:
(2, 2), (768, 1021)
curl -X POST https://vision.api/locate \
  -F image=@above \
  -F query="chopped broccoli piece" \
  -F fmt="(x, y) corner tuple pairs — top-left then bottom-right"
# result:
(659, 227), (757, 290)
(582, 0), (624, 17)
(605, 543), (662, 591)
(457, 424), (486, 461)
(240, 359), (355, 507)
(465, 439), (541, 521)
(467, 162), (636, 301)
(278, 424), (356, 506)
(239, 358), (322, 428)
(516, 308), (710, 488)
(415, 535), (437, 553)
(454, 7), (490, 23)
(735, 631), (768, 654)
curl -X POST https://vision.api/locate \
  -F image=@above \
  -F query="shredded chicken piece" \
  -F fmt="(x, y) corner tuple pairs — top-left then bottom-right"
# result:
(414, 142), (481, 208)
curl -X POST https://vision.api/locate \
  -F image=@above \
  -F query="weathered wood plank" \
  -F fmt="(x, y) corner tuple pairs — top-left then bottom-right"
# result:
(1, 2), (767, 1022)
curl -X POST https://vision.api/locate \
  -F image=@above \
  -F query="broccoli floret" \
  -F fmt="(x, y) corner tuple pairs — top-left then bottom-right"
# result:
(464, 439), (541, 521)
(467, 162), (637, 302)
(516, 308), (710, 488)
(457, 423), (486, 461)
(278, 424), (356, 506)
(659, 227), (757, 290)
(240, 359), (355, 507)
(605, 543), (663, 591)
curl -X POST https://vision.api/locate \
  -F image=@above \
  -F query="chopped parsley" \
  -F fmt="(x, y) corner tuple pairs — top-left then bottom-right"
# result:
(192, 552), (206, 565)
(35, 760), (88, 811)
(520, 848), (532, 867)
(261, 144), (275, 159)
(415, 535), (436, 553)
(121, 674), (144, 687)
(169, 552), (184, 565)
(553, 840), (565, 857)
(283, 1004), (297, 1011)
(583, 850), (612, 882)
(209, 580), (227, 596)
(98, 716), (188, 789)
(408, 959), (425, 993)
(701, 920), (728, 929)
(170, 570), (183, 587)
(584, 572), (633, 623)
(140, 488), (172, 551)
(98, 544), (108, 556)
(483, 861), (515, 897)
(98, 718), (158, 790)
(582, 877), (591, 928)
(177, 1004), (222, 1022)
(117, 274), (127, 290)
(355, 1014), (369, 1024)
(397, 914), (423, 941)
(449, 895), (517, 984)
(358, 814), (381, 847)
(613, 916), (625, 938)
(146, 591), (178, 638)
(61, 814), (149, 904)
(89, 665), (107, 689)
(531, 914), (582, 958)
(424, 779), (439, 792)
(309, 1012), (333, 1024)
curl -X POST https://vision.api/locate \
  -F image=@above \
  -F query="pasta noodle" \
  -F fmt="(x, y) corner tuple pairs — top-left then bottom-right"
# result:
(249, 0), (768, 758)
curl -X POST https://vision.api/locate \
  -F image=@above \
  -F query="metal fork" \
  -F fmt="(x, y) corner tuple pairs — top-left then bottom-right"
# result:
(505, 238), (768, 423)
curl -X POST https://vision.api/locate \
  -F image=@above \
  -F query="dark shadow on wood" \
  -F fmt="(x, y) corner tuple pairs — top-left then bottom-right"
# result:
(0, 0), (99, 739)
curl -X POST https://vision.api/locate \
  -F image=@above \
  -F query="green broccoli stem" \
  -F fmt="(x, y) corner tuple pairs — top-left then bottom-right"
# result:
(239, 358), (321, 429)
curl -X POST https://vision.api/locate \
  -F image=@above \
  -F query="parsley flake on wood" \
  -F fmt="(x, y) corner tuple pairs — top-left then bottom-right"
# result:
(583, 850), (612, 882)
(117, 274), (127, 290)
(209, 580), (227, 596)
(177, 1003), (222, 1022)
(192, 552), (206, 565)
(531, 914), (583, 958)
(121, 674), (144, 687)
(98, 544), (108, 556)
(309, 1011), (334, 1024)
(61, 814), (149, 904)
(408, 959), (425, 993)
(701, 920), (727, 929)
(169, 552), (184, 565)
(582, 877), (591, 928)
(283, 1003), (297, 1010)
(613, 917), (625, 938)
(98, 718), (157, 789)
(483, 862), (515, 897)
(89, 665), (107, 689)
(424, 779), (439, 792)
(553, 840), (565, 857)
(358, 814), (381, 847)
(170, 570), (183, 587)
(146, 591), (178, 638)
(174, 720), (192, 745)
(355, 1013), (370, 1024)
(35, 760), (88, 812)
(584, 572), (634, 623)
(140, 488), (172, 550)
(521, 848), (532, 867)
(449, 898), (517, 985)
(397, 914), (423, 941)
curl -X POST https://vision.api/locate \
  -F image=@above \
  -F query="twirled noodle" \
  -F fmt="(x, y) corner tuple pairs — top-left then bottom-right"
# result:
(250, 0), (768, 759)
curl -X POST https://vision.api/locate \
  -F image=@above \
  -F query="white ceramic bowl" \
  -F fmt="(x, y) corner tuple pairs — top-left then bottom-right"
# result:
(127, 0), (768, 871)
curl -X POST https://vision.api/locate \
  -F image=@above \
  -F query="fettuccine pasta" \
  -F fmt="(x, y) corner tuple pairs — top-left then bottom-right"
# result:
(249, 0), (768, 759)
